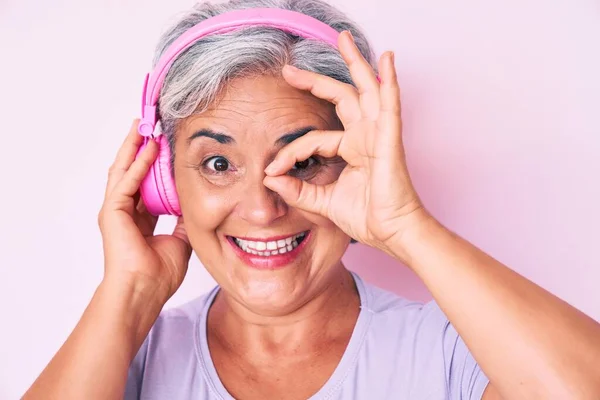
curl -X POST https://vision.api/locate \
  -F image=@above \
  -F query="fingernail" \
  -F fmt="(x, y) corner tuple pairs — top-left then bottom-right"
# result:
(346, 30), (355, 43)
(263, 176), (280, 192)
(389, 51), (395, 64)
(284, 64), (299, 73)
(265, 160), (278, 175)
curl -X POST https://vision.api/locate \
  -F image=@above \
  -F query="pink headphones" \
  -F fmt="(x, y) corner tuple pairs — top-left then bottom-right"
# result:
(136, 8), (341, 216)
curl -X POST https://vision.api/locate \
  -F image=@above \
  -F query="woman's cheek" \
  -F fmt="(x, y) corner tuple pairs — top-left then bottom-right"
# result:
(187, 188), (234, 230)
(176, 173), (234, 232)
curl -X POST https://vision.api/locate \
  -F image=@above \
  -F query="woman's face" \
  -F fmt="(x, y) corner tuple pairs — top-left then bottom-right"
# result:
(173, 74), (351, 316)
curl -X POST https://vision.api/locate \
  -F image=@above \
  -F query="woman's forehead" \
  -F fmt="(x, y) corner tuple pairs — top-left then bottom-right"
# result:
(215, 74), (332, 114)
(180, 75), (337, 137)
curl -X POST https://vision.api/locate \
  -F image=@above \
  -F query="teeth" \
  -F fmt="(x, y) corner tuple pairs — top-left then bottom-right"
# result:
(234, 232), (306, 256)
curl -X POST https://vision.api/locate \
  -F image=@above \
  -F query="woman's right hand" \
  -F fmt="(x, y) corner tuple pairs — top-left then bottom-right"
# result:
(98, 119), (192, 304)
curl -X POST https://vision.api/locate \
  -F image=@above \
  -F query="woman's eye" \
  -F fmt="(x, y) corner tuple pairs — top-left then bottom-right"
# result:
(205, 156), (230, 172)
(288, 157), (322, 180)
(292, 158), (316, 170)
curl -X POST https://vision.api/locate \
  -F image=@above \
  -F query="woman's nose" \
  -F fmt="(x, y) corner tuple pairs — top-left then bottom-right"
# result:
(236, 179), (287, 226)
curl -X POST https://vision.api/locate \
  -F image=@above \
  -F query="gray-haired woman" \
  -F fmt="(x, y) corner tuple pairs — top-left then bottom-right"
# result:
(24, 0), (600, 399)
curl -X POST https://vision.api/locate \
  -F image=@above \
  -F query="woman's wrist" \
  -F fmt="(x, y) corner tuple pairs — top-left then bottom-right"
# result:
(382, 209), (445, 268)
(98, 275), (166, 346)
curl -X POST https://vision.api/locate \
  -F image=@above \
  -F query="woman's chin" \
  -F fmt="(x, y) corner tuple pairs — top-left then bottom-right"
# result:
(232, 278), (308, 316)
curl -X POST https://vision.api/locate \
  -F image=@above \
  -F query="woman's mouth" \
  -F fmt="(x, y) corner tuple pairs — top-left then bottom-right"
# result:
(225, 231), (311, 269)
(231, 232), (307, 256)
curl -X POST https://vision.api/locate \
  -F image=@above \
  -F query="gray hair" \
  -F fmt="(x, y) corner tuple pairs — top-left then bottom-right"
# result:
(151, 0), (378, 159)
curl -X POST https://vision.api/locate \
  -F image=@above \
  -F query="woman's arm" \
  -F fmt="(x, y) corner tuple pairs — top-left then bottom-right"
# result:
(23, 278), (162, 399)
(391, 211), (600, 400)
(23, 121), (192, 399)
(264, 31), (600, 399)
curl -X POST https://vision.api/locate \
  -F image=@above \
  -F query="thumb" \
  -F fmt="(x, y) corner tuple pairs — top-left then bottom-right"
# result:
(173, 217), (191, 248)
(153, 217), (192, 274)
(263, 175), (332, 217)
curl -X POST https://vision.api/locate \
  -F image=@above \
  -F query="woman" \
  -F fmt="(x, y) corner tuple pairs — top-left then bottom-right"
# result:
(23, 0), (600, 399)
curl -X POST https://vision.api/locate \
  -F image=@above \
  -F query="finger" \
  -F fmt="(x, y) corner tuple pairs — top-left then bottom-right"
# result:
(263, 175), (332, 218)
(109, 139), (159, 204)
(282, 65), (362, 127)
(338, 31), (380, 120)
(166, 216), (193, 268)
(133, 191), (143, 213)
(135, 193), (159, 237)
(264, 130), (343, 176)
(172, 217), (191, 246)
(377, 51), (404, 151)
(105, 119), (145, 199)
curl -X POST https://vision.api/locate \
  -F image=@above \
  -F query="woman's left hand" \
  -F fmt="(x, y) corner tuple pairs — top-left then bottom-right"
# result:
(263, 30), (426, 255)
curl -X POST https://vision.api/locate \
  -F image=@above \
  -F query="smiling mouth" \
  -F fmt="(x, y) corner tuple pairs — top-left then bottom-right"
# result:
(229, 231), (308, 256)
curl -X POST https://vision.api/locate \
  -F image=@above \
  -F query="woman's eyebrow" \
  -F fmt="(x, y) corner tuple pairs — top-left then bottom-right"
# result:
(275, 126), (317, 146)
(187, 129), (234, 145)
(187, 126), (317, 146)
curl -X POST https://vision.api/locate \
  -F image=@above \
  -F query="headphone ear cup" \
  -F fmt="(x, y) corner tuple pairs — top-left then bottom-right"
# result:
(138, 134), (181, 216)
(155, 134), (181, 216)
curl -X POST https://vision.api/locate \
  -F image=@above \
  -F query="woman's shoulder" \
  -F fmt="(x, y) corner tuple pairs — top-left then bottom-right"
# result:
(355, 273), (448, 331)
(159, 287), (217, 321)
(125, 288), (218, 399)
(353, 274), (490, 399)
(144, 286), (218, 344)
(355, 272), (426, 313)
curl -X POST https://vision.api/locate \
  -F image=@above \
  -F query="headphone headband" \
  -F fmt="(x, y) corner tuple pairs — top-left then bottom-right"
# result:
(138, 8), (341, 136)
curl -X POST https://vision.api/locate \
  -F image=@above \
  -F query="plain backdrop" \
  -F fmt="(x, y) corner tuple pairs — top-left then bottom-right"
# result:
(1, 0), (599, 398)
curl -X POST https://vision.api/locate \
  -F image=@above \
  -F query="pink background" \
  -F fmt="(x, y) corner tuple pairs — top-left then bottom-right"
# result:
(0, 0), (598, 398)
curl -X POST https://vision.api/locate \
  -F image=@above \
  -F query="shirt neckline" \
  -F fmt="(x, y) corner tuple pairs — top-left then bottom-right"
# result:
(195, 271), (373, 400)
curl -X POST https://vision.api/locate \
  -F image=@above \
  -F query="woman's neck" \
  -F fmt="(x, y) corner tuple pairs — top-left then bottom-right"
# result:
(207, 265), (360, 359)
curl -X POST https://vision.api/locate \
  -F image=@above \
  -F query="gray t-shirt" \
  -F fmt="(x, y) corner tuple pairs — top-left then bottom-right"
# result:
(125, 272), (490, 399)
